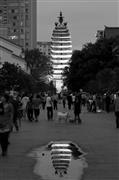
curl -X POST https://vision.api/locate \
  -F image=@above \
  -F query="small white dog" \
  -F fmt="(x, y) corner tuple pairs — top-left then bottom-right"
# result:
(57, 112), (69, 123)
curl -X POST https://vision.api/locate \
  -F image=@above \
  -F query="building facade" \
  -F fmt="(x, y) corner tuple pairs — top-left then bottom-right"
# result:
(104, 26), (119, 39)
(96, 26), (119, 40)
(37, 41), (51, 59)
(51, 12), (72, 91)
(0, 36), (28, 73)
(0, 0), (37, 50)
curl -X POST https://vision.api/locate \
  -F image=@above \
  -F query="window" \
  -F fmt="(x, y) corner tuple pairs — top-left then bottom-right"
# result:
(26, 42), (29, 46)
(20, 21), (23, 26)
(13, 22), (16, 26)
(0, 10), (2, 14)
(25, 15), (28, 20)
(21, 29), (24, 33)
(11, 9), (15, 13)
(13, 16), (17, 20)
(14, 29), (16, 32)
(15, 9), (18, 13)
(25, 8), (28, 13)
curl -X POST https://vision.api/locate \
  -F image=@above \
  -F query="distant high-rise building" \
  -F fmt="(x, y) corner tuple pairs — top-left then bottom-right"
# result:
(37, 41), (51, 59)
(51, 12), (72, 91)
(0, 0), (37, 50)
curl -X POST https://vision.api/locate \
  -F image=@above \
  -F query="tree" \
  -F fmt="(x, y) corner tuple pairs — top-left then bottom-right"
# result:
(63, 36), (119, 92)
(0, 62), (35, 93)
(25, 48), (53, 82)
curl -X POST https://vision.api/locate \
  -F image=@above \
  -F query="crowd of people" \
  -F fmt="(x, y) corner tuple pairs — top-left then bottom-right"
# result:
(0, 89), (119, 157)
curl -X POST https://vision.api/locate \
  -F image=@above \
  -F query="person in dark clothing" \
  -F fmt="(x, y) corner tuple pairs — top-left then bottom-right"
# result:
(74, 93), (82, 124)
(62, 95), (66, 108)
(53, 99), (58, 110)
(114, 92), (119, 128)
(10, 96), (19, 131)
(46, 95), (53, 121)
(0, 94), (14, 156)
(41, 94), (46, 110)
(67, 94), (72, 110)
(53, 94), (58, 110)
(105, 93), (111, 113)
(92, 100), (97, 113)
(26, 96), (34, 122)
(33, 94), (41, 122)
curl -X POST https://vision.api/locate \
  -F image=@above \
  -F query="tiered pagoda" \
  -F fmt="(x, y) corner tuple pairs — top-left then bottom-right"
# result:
(51, 12), (72, 91)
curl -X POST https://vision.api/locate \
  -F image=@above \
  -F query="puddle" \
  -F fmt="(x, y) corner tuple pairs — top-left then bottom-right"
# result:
(28, 141), (88, 180)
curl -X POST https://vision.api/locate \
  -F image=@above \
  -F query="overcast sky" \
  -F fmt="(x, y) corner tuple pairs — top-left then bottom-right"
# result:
(37, 0), (119, 50)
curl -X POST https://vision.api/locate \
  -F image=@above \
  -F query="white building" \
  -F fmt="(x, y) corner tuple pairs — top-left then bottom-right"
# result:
(0, 36), (28, 72)
(51, 12), (72, 91)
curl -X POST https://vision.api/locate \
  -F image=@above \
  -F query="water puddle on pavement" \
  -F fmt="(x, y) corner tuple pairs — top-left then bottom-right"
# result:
(28, 141), (88, 180)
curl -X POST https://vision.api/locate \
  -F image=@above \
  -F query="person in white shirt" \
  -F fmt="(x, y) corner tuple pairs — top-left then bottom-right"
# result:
(46, 94), (53, 120)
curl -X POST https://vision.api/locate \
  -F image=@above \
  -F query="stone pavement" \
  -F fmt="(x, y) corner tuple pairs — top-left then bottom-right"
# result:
(0, 104), (119, 180)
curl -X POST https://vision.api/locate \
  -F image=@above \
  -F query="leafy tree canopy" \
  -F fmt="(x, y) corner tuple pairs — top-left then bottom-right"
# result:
(25, 48), (53, 82)
(63, 36), (119, 93)
(0, 62), (35, 93)
(0, 62), (56, 94)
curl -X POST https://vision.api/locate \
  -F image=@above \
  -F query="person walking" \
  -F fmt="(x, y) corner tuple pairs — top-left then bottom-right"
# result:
(26, 96), (34, 122)
(46, 94), (53, 121)
(33, 94), (41, 122)
(41, 93), (46, 110)
(92, 94), (97, 113)
(53, 94), (58, 110)
(0, 94), (14, 156)
(72, 93), (75, 106)
(74, 93), (82, 124)
(62, 94), (66, 109)
(21, 94), (29, 120)
(67, 93), (72, 110)
(10, 95), (19, 131)
(105, 92), (111, 113)
(114, 92), (119, 128)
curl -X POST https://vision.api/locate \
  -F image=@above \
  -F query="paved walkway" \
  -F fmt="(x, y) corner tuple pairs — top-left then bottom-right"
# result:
(0, 105), (119, 180)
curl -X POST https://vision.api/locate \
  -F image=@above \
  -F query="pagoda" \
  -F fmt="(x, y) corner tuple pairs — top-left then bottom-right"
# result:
(51, 12), (72, 91)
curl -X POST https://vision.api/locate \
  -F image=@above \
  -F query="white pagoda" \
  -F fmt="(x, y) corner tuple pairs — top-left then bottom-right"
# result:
(51, 12), (72, 91)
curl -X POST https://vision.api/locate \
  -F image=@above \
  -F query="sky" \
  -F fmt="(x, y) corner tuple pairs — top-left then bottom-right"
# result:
(37, 0), (119, 50)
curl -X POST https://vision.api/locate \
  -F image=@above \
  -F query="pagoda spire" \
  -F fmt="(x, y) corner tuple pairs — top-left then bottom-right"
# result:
(58, 11), (64, 24)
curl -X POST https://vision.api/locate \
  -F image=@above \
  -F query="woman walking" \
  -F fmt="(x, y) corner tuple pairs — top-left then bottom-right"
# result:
(0, 94), (14, 156)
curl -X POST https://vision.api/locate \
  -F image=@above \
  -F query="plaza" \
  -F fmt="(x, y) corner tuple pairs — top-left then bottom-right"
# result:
(0, 105), (118, 180)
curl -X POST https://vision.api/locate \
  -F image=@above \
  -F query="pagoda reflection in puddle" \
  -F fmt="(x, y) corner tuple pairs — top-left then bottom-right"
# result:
(28, 141), (88, 180)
